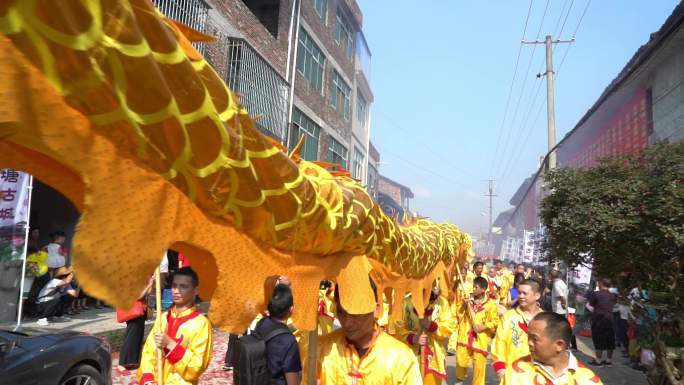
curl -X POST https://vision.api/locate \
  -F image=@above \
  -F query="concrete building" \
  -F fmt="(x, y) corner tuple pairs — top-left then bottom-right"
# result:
(494, 2), (684, 260)
(377, 175), (414, 213)
(153, 0), (377, 186)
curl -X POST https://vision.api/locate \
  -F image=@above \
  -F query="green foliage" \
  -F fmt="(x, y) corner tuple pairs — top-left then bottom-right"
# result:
(540, 142), (684, 303)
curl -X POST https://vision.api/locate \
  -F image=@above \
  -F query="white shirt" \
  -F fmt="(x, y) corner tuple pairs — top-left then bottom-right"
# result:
(160, 252), (169, 274)
(618, 303), (631, 320)
(533, 351), (579, 382)
(37, 279), (64, 303)
(551, 278), (568, 314)
(46, 243), (66, 269)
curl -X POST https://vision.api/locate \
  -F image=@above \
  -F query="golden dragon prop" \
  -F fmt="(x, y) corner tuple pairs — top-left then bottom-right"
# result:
(0, 0), (471, 331)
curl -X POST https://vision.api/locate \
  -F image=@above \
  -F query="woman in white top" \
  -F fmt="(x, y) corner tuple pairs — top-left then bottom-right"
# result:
(46, 230), (68, 270)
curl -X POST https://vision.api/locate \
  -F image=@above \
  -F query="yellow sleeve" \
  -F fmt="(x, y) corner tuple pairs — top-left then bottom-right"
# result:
(484, 303), (499, 334)
(429, 298), (455, 341)
(398, 352), (423, 385)
(166, 317), (213, 382)
(137, 319), (161, 384)
(491, 315), (510, 371)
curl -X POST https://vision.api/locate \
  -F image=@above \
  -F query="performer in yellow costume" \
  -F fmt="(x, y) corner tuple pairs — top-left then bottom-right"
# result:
(138, 267), (213, 385)
(318, 280), (336, 335)
(492, 279), (543, 384)
(317, 281), (421, 385)
(395, 288), (454, 385)
(509, 313), (603, 385)
(494, 259), (513, 307)
(448, 261), (474, 353)
(453, 277), (498, 385)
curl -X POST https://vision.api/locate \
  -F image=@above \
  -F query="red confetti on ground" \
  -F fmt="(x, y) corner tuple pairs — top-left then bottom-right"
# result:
(112, 329), (233, 385)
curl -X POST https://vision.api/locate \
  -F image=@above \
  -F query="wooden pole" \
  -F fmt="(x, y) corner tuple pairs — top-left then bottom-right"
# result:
(307, 330), (317, 385)
(155, 267), (164, 385)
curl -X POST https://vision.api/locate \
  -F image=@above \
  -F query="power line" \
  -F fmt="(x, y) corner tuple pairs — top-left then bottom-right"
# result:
(374, 109), (478, 179)
(498, 0), (591, 189)
(489, 0), (535, 177)
(493, 0), (551, 178)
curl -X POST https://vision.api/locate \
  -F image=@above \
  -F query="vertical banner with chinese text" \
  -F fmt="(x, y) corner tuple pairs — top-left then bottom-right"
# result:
(0, 169), (30, 324)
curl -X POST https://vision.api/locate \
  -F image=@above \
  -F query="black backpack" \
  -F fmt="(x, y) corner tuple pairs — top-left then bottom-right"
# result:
(233, 319), (292, 385)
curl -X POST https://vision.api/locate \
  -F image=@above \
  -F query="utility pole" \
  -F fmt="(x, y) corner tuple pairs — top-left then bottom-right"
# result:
(484, 179), (497, 247)
(522, 35), (574, 170)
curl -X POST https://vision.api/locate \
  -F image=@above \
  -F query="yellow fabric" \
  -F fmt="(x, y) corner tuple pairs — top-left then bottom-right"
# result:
(394, 294), (453, 379)
(317, 329), (422, 385)
(138, 307), (213, 385)
(0, 0), (473, 331)
(509, 359), (604, 385)
(491, 308), (541, 384)
(496, 270), (513, 306)
(455, 348), (488, 385)
(456, 299), (499, 355)
(318, 288), (336, 335)
(26, 251), (48, 276)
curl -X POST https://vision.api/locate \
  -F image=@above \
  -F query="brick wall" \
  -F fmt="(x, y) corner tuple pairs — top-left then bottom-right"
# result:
(206, 0), (294, 78)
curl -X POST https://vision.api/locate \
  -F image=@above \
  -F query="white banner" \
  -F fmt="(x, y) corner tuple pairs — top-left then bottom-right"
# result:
(0, 169), (30, 261)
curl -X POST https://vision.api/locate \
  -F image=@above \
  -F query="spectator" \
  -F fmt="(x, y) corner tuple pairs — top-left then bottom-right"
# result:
(549, 270), (568, 315)
(589, 278), (618, 367)
(509, 272), (525, 308)
(253, 284), (302, 385)
(35, 266), (78, 326)
(117, 275), (155, 372)
(27, 227), (41, 255)
(45, 230), (68, 272)
(615, 290), (630, 356)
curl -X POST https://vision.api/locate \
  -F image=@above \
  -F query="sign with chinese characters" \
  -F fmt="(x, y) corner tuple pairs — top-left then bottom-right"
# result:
(0, 169), (30, 262)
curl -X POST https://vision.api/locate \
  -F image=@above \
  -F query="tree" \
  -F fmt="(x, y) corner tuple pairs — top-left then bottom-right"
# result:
(540, 142), (684, 385)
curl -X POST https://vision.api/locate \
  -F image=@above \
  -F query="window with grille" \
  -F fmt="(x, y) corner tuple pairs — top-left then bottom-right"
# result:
(330, 71), (351, 120)
(356, 93), (367, 127)
(335, 8), (353, 60)
(153, 0), (209, 55)
(352, 146), (364, 179)
(327, 137), (348, 169)
(289, 109), (321, 161)
(296, 28), (326, 93)
(313, 0), (326, 20)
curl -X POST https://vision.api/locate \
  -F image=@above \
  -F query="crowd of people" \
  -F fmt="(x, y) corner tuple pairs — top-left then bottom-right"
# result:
(113, 258), (613, 385)
(24, 228), (104, 326)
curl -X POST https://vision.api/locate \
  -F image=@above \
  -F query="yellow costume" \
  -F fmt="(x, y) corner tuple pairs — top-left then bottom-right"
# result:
(509, 354), (603, 385)
(496, 269), (513, 307)
(317, 329), (422, 385)
(138, 306), (213, 385)
(26, 251), (49, 277)
(453, 297), (498, 385)
(492, 308), (541, 383)
(395, 294), (454, 385)
(448, 270), (474, 352)
(318, 287), (336, 335)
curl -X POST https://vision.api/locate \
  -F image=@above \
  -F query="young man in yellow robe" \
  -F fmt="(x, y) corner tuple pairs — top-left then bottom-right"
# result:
(509, 312), (603, 385)
(395, 288), (454, 385)
(494, 259), (513, 307)
(448, 261), (474, 353)
(453, 277), (499, 385)
(317, 279), (421, 385)
(491, 279), (543, 384)
(138, 267), (213, 385)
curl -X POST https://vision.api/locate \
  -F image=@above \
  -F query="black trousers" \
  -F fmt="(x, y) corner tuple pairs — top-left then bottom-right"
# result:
(224, 333), (239, 367)
(119, 315), (147, 367)
(37, 295), (72, 318)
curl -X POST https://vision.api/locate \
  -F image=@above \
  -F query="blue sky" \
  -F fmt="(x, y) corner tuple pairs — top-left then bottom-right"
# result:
(357, 0), (679, 236)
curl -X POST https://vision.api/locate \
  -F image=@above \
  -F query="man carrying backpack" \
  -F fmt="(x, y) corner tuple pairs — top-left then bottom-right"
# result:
(235, 284), (302, 385)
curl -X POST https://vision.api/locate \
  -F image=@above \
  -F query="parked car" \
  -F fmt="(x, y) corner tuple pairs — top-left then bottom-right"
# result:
(0, 326), (111, 385)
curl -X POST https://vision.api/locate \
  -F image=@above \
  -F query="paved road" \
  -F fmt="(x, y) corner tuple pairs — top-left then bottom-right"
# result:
(110, 331), (649, 385)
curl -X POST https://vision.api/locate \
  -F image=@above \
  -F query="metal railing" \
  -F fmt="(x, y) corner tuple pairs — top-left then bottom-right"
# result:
(224, 38), (289, 141)
(153, 0), (209, 55)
